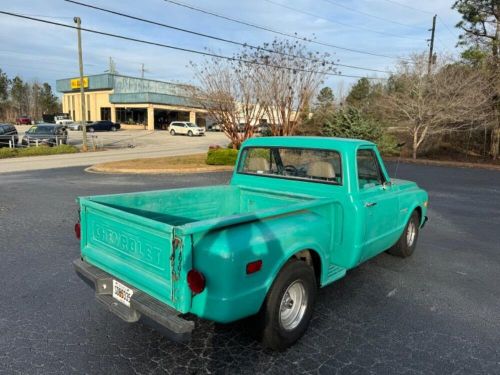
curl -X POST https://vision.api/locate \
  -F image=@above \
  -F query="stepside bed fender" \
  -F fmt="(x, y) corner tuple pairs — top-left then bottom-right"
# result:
(189, 209), (332, 322)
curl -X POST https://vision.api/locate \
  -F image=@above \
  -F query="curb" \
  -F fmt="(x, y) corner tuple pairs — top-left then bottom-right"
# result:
(384, 157), (500, 171)
(85, 165), (234, 175)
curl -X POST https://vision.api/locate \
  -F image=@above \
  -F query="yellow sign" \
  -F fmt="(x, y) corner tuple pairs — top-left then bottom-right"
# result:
(71, 77), (88, 89)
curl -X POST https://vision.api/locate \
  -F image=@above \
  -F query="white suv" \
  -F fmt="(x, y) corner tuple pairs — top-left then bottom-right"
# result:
(168, 121), (205, 137)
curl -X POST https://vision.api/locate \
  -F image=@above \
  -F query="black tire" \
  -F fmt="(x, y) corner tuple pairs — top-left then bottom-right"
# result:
(111, 126), (117, 132)
(88, 127), (95, 133)
(387, 211), (420, 258)
(257, 259), (317, 351)
(170, 129), (176, 135)
(187, 130), (193, 137)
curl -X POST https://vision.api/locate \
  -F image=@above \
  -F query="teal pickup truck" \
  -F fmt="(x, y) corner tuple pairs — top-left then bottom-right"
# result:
(74, 137), (428, 350)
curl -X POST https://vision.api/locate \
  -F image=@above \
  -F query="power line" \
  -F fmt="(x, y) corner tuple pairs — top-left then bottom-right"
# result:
(320, 0), (427, 30)
(380, 0), (433, 15)
(0, 10), (386, 80)
(380, 0), (458, 40)
(263, 0), (423, 41)
(437, 15), (457, 39)
(19, 13), (74, 19)
(162, 0), (413, 62)
(379, 0), (458, 49)
(65, 0), (393, 74)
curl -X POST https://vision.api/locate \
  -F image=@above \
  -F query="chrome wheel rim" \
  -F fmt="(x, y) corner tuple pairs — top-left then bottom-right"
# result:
(407, 220), (416, 247)
(279, 280), (308, 331)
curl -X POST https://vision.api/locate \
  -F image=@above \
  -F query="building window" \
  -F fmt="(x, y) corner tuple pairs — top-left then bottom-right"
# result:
(100, 107), (111, 121)
(116, 107), (147, 124)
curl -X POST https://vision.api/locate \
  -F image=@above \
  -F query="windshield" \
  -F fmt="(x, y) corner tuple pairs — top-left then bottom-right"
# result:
(187, 122), (198, 127)
(27, 126), (55, 134)
(238, 147), (342, 185)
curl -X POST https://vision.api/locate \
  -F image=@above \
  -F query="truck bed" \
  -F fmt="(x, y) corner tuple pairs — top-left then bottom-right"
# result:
(84, 185), (316, 227)
(78, 185), (330, 313)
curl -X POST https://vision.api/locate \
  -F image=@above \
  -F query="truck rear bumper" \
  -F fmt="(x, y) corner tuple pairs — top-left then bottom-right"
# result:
(73, 259), (194, 342)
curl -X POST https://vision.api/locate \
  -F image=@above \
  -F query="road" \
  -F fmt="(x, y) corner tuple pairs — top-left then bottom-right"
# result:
(0, 131), (229, 173)
(0, 163), (499, 374)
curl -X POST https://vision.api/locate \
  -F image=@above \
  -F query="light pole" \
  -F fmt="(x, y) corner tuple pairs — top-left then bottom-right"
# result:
(74, 16), (88, 151)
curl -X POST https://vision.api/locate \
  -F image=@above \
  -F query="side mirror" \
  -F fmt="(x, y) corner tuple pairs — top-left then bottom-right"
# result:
(382, 181), (392, 190)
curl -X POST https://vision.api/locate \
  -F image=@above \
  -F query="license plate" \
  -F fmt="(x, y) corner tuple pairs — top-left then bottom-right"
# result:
(112, 280), (133, 307)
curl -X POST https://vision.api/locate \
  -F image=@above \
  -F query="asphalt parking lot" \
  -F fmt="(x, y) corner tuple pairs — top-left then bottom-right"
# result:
(13, 125), (229, 149)
(1, 163), (499, 374)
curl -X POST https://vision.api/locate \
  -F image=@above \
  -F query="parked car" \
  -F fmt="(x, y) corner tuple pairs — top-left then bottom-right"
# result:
(54, 115), (73, 126)
(0, 124), (19, 147)
(85, 120), (120, 132)
(73, 137), (428, 350)
(207, 123), (222, 132)
(16, 116), (32, 125)
(68, 121), (93, 131)
(168, 121), (205, 136)
(21, 124), (68, 146)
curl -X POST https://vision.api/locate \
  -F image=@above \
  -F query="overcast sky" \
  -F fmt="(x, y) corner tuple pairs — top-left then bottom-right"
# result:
(0, 0), (461, 97)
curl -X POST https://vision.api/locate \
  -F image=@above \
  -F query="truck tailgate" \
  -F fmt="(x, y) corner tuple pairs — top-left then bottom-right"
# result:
(79, 198), (191, 313)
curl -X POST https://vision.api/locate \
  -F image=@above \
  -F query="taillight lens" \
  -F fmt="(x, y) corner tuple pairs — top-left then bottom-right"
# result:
(187, 269), (205, 294)
(74, 222), (81, 240)
(246, 260), (263, 274)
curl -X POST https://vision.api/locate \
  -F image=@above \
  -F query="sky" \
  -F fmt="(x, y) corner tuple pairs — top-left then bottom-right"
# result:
(0, 0), (462, 98)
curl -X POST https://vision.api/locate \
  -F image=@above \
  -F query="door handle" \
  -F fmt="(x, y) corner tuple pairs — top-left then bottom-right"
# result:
(365, 202), (377, 207)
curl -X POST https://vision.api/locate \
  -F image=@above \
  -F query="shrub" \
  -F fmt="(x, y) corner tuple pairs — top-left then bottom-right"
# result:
(377, 133), (399, 156)
(0, 144), (79, 159)
(206, 148), (239, 165)
(322, 107), (383, 142)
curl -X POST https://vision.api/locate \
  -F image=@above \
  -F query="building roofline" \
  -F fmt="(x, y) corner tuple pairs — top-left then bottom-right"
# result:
(56, 72), (193, 89)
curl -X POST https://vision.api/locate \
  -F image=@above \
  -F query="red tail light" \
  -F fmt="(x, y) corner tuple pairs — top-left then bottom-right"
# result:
(74, 222), (81, 240)
(187, 269), (205, 294)
(246, 260), (263, 274)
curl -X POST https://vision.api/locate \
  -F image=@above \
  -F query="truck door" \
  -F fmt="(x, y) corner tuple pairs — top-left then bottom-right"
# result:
(356, 148), (399, 261)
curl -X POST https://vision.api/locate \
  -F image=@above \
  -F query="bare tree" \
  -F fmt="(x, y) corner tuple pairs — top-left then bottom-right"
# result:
(190, 58), (266, 149)
(250, 39), (336, 136)
(190, 38), (336, 146)
(379, 54), (492, 159)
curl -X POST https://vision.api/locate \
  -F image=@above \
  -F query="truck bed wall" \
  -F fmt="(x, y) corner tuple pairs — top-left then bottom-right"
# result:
(85, 185), (313, 227)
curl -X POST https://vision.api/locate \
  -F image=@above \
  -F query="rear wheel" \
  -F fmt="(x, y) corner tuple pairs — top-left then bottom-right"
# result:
(188, 130), (193, 137)
(170, 129), (176, 135)
(111, 126), (117, 132)
(257, 259), (317, 351)
(387, 211), (420, 258)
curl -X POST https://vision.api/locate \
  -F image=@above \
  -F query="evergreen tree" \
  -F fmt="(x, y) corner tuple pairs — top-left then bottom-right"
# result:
(345, 78), (370, 107)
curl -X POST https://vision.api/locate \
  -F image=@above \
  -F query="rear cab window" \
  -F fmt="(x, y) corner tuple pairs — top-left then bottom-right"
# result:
(356, 148), (385, 189)
(238, 146), (342, 185)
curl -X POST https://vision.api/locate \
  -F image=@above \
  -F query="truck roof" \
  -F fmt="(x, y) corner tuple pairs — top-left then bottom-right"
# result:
(242, 136), (375, 150)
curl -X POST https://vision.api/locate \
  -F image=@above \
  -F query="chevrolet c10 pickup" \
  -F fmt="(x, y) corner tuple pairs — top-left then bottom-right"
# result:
(74, 136), (428, 350)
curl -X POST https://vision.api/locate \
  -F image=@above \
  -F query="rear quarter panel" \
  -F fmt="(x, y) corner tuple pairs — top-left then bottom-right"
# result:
(188, 205), (337, 323)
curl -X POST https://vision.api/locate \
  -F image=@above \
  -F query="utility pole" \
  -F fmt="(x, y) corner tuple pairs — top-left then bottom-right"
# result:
(74, 16), (88, 151)
(427, 14), (436, 75)
(108, 57), (116, 74)
(140, 63), (149, 79)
